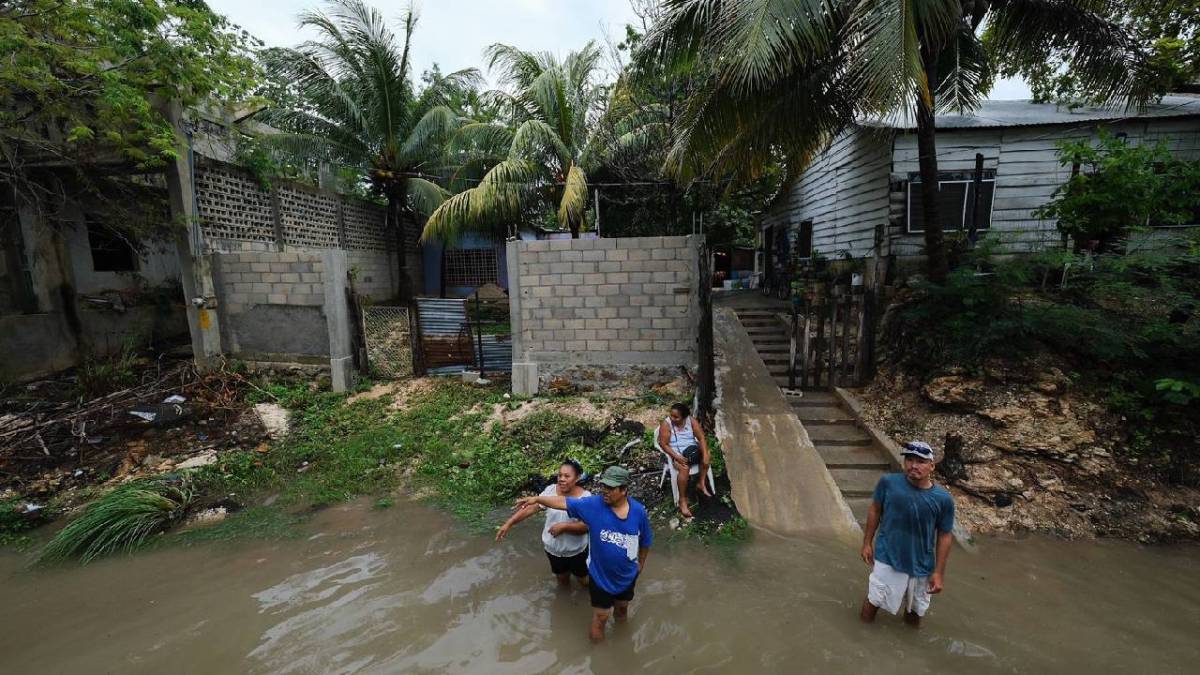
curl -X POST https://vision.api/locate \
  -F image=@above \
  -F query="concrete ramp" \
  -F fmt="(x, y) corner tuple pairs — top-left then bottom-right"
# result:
(713, 305), (859, 538)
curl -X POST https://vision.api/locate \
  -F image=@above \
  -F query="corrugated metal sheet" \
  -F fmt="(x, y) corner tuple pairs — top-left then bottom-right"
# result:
(416, 297), (469, 336)
(415, 297), (512, 373)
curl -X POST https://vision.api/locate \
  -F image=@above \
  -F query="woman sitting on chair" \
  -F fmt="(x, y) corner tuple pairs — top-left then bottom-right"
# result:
(658, 402), (712, 518)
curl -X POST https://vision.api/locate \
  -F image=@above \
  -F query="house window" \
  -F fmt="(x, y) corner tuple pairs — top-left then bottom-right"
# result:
(444, 248), (497, 288)
(86, 219), (137, 272)
(906, 170), (996, 234)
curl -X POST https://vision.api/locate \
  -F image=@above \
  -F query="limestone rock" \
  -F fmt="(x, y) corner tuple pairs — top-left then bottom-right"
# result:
(922, 376), (986, 410)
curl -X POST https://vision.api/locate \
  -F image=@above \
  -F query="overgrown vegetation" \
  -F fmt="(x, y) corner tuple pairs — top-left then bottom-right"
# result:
(37, 476), (193, 564)
(886, 236), (1200, 483)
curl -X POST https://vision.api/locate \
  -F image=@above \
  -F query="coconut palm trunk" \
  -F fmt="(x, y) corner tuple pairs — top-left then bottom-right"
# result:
(916, 50), (948, 283)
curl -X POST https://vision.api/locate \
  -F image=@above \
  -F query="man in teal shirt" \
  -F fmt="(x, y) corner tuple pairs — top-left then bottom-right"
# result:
(860, 441), (956, 627)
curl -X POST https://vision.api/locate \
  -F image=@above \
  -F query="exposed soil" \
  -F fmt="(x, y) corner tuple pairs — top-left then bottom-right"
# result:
(857, 363), (1200, 543)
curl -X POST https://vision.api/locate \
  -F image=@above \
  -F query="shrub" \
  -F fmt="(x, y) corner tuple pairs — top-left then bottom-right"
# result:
(37, 477), (193, 564)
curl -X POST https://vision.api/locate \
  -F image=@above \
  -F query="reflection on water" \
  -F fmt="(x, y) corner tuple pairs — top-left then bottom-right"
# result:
(1, 499), (1198, 674)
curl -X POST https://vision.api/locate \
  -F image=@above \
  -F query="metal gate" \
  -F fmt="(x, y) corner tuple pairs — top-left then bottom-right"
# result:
(361, 305), (414, 378)
(414, 296), (513, 376)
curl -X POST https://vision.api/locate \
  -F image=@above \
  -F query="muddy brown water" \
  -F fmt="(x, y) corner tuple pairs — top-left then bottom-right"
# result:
(2, 500), (1197, 674)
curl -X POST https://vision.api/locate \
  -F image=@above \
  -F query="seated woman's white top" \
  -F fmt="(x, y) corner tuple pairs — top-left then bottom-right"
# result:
(665, 416), (697, 454)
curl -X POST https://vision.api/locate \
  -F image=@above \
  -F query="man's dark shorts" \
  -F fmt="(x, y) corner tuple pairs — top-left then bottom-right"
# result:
(589, 576), (637, 609)
(681, 444), (701, 465)
(546, 549), (589, 578)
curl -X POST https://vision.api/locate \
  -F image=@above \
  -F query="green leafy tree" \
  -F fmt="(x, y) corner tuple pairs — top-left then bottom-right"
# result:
(1035, 132), (1200, 250)
(258, 0), (480, 296)
(642, 0), (1156, 283)
(423, 42), (607, 241)
(1, 0), (258, 231)
(1019, 0), (1200, 105)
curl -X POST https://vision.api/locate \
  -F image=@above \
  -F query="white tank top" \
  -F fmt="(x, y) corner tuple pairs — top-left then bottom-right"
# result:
(665, 416), (697, 453)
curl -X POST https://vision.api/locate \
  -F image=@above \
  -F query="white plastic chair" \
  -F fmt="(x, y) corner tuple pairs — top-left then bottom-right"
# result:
(656, 437), (716, 506)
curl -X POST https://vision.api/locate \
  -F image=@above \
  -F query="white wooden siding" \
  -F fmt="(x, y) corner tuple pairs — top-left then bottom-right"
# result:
(759, 128), (892, 258)
(889, 117), (1200, 255)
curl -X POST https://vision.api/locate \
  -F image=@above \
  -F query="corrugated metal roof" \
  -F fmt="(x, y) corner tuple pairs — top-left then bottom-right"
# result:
(859, 96), (1200, 130)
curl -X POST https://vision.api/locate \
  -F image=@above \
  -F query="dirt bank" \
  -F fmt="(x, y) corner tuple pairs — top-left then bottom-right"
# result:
(857, 364), (1200, 543)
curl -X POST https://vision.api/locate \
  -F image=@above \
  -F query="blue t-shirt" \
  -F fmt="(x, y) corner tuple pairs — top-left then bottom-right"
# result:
(872, 473), (955, 577)
(566, 495), (653, 594)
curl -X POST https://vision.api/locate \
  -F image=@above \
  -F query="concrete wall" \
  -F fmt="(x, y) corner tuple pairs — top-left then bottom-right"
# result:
(507, 235), (704, 395)
(212, 251), (330, 360)
(1, 201), (188, 382)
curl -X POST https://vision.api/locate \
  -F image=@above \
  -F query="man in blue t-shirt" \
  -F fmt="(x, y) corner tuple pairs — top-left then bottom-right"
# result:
(515, 465), (652, 642)
(860, 441), (956, 627)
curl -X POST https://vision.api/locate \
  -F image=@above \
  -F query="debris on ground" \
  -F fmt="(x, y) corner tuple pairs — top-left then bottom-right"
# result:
(253, 403), (291, 440)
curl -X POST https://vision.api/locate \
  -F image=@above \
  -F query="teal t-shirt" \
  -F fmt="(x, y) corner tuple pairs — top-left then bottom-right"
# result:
(872, 473), (955, 577)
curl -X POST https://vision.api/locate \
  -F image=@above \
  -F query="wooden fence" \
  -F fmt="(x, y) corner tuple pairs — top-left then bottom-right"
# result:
(789, 284), (877, 389)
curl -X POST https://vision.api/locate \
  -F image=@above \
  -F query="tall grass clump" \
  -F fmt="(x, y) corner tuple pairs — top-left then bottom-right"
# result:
(37, 477), (193, 564)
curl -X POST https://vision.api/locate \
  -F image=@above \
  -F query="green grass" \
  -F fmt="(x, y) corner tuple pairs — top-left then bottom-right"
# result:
(36, 477), (193, 564)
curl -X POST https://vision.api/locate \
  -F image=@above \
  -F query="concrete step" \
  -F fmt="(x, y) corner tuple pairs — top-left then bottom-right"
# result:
(788, 390), (839, 405)
(806, 423), (872, 444)
(816, 445), (891, 469)
(792, 405), (856, 422)
(845, 496), (873, 524)
(829, 468), (886, 498)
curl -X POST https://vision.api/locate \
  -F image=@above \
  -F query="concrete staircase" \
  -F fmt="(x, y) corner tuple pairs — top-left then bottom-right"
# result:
(733, 306), (892, 525)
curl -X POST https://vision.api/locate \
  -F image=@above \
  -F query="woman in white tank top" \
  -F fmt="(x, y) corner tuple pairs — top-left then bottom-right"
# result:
(658, 402), (712, 518)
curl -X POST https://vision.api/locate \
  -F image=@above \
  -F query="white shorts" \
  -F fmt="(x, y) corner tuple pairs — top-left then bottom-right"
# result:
(867, 561), (932, 617)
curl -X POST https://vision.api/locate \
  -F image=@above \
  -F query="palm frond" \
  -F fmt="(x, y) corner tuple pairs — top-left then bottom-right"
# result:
(398, 105), (461, 165)
(422, 158), (544, 242)
(985, 0), (1154, 108)
(845, 0), (936, 115)
(404, 176), (449, 217)
(936, 27), (992, 113)
(558, 163), (589, 233)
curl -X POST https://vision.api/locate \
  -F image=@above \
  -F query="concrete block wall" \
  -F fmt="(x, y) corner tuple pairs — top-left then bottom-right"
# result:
(215, 251), (326, 311)
(508, 235), (704, 394)
(347, 250), (397, 301)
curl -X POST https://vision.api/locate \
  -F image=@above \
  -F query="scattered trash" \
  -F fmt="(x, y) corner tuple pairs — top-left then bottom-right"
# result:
(73, 469), (84, 478)
(669, 517), (681, 530)
(619, 438), (642, 457)
(461, 371), (481, 384)
(393, 444), (403, 450)
(197, 433), (209, 442)
(20, 502), (45, 515)
(297, 461), (311, 474)
(475, 377), (492, 386)
(503, 393), (511, 399)
(127, 402), (185, 426)
(162, 394), (186, 404)
(175, 451), (218, 470)
(253, 403), (291, 440)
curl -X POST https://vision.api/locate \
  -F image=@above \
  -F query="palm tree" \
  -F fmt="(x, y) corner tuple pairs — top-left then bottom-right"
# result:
(258, 0), (479, 297)
(422, 42), (606, 242)
(643, 0), (1155, 282)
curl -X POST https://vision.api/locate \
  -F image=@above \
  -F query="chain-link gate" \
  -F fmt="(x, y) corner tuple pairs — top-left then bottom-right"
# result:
(361, 305), (414, 378)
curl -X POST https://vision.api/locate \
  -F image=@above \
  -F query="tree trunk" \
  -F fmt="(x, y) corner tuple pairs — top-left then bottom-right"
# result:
(389, 194), (412, 300)
(916, 55), (948, 284)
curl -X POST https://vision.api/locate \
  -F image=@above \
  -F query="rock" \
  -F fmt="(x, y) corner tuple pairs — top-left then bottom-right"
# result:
(923, 376), (986, 410)
(1007, 478), (1024, 490)
(176, 451), (218, 470)
(253, 403), (291, 440)
(184, 507), (228, 528)
(546, 377), (577, 396)
(1034, 368), (1070, 395)
(977, 406), (1026, 428)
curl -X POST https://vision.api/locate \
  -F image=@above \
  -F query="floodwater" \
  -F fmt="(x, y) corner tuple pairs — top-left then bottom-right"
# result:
(2, 500), (1198, 674)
